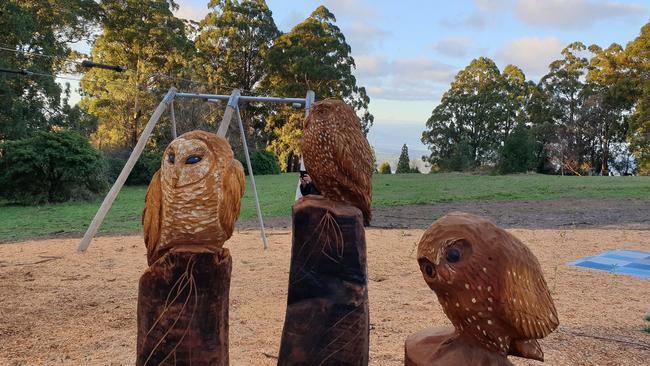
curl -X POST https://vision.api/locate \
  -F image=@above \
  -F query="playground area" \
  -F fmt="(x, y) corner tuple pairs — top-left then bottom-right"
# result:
(1, 222), (648, 365)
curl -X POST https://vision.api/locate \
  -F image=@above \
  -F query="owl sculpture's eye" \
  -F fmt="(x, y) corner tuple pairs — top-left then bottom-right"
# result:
(423, 262), (434, 277)
(168, 153), (175, 163)
(185, 156), (202, 164)
(446, 247), (461, 263)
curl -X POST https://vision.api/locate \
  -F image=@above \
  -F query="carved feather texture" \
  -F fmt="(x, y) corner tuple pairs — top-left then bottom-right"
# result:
(417, 212), (558, 361)
(142, 130), (245, 265)
(301, 100), (373, 226)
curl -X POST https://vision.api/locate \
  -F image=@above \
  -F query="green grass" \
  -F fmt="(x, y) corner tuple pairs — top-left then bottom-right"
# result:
(0, 173), (648, 242)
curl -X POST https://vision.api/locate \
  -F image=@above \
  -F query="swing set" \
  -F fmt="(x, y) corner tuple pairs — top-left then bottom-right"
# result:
(77, 87), (315, 252)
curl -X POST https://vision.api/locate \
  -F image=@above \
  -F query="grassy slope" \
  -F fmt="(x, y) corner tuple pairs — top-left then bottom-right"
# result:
(0, 173), (648, 242)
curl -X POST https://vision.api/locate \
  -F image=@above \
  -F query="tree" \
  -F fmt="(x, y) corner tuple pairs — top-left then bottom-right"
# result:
(540, 42), (591, 175)
(623, 21), (650, 175)
(422, 57), (505, 170)
(263, 6), (373, 171)
(0, 0), (100, 140)
(499, 122), (536, 174)
(396, 144), (411, 173)
(378, 162), (392, 174)
(194, 0), (280, 150)
(0, 131), (107, 204)
(80, 0), (193, 149)
(585, 43), (635, 175)
(501, 65), (528, 141)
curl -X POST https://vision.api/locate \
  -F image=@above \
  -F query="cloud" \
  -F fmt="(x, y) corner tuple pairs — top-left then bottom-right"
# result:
(496, 37), (564, 79)
(439, 12), (489, 29)
(354, 56), (456, 101)
(474, 0), (512, 11)
(344, 21), (391, 54)
(432, 37), (473, 58)
(515, 0), (646, 29)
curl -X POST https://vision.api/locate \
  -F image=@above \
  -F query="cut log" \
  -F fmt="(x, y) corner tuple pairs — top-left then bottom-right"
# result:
(405, 327), (515, 366)
(137, 248), (231, 366)
(278, 196), (369, 366)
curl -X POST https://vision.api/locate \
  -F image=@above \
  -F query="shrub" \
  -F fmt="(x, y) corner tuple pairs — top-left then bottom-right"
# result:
(127, 151), (163, 185)
(239, 150), (281, 175)
(103, 150), (162, 185)
(378, 161), (392, 174)
(0, 131), (107, 204)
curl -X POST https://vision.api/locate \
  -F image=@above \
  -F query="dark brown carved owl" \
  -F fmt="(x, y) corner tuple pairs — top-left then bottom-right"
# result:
(301, 100), (373, 226)
(417, 212), (559, 362)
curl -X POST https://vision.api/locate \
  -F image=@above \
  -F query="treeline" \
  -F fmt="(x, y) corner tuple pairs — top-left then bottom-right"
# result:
(422, 23), (650, 176)
(0, 0), (372, 172)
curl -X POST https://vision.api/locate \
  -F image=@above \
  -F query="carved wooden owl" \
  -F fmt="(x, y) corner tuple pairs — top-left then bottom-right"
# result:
(142, 130), (245, 266)
(301, 100), (373, 226)
(417, 212), (559, 362)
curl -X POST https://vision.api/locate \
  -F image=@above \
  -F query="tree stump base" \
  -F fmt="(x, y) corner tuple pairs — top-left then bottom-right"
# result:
(136, 248), (231, 366)
(405, 327), (515, 366)
(278, 196), (369, 366)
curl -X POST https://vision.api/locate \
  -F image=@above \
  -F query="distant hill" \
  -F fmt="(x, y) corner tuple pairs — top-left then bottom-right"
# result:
(367, 121), (430, 173)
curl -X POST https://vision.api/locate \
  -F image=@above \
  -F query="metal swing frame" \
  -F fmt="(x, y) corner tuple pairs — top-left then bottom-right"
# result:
(77, 87), (315, 252)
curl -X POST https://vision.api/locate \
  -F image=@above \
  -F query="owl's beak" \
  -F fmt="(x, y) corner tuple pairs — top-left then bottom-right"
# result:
(169, 168), (180, 187)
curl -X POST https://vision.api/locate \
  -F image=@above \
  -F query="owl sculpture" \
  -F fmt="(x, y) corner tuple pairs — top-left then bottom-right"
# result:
(417, 212), (559, 362)
(301, 100), (373, 226)
(142, 130), (245, 265)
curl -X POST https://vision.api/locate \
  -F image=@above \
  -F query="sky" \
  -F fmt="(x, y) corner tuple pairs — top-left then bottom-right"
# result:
(170, 0), (649, 163)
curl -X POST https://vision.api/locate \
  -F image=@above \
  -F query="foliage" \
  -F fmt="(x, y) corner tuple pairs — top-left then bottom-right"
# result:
(422, 57), (506, 170)
(128, 151), (163, 185)
(263, 6), (373, 171)
(0, 131), (107, 204)
(104, 150), (162, 185)
(195, 0), (280, 150)
(623, 22), (650, 175)
(499, 123), (536, 174)
(80, 0), (193, 149)
(378, 161), (392, 174)
(423, 20), (650, 176)
(0, 0), (100, 140)
(396, 144), (416, 173)
(249, 150), (281, 175)
(644, 314), (650, 333)
(266, 110), (303, 171)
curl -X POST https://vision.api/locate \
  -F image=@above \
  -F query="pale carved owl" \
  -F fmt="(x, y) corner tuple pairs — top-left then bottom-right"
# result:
(417, 212), (559, 362)
(142, 130), (245, 265)
(302, 100), (373, 226)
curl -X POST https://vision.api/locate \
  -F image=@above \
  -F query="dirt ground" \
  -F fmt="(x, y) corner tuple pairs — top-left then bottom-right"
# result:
(244, 198), (650, 231)
(1, 224), (649, 365)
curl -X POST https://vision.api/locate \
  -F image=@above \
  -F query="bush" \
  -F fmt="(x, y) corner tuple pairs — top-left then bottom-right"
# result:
(127, 151), (163, 185)
(239, 150), (281, 175)
(0, 131), (107, 204)
(378, 161), (392, 174)
(103, 150), (162, 185)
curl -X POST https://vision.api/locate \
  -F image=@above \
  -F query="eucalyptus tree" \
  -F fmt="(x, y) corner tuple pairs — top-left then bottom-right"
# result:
(263, 6), (373, 171)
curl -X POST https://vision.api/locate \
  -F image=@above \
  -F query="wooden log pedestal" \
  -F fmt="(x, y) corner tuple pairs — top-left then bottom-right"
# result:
(136, 247), (231, 366)
(278, 196), (369, 366)
(404, 327), (515, 366)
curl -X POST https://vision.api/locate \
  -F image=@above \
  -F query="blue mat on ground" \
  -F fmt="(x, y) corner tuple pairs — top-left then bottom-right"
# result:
(568, 249), (650, 279)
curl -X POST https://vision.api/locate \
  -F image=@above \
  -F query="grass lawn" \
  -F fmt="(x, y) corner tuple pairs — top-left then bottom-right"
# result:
(0, 173), (648, 242)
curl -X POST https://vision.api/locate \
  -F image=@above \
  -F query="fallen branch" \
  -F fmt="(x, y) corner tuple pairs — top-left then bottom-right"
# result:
(558, 327), (650, 350)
